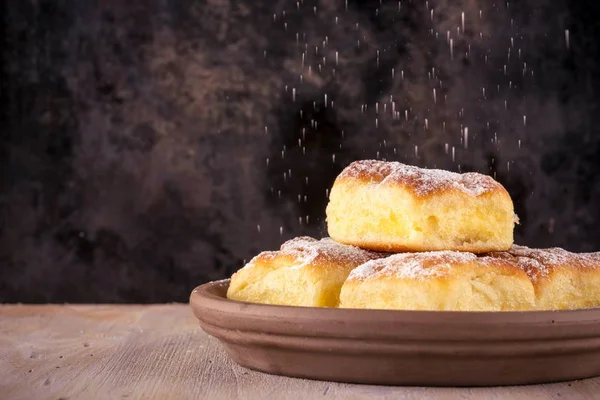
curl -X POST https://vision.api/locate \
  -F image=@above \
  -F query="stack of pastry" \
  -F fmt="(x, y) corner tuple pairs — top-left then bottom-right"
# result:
(227, 160), (600, 311)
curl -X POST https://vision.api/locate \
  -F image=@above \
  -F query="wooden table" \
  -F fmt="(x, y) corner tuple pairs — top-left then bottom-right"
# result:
(1, 305), (599, 400)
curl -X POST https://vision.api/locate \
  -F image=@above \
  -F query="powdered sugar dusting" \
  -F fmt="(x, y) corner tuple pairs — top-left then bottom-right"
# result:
(279, 236), (383, 271)
(512, 244), (600, 270)
(483, 250), (547, 282)
(579, 251), (600, 267)
(241, 251), (276, 270)
(513, 256), (550, 282)
(348, 260), (384, 280)
(348, 251), (478, 281)
(339, 159), (500, 197)
(508, 244), (572, 266)
(487, 244), (600, 282)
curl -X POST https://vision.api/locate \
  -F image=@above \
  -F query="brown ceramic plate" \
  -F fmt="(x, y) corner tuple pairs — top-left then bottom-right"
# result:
(189, 279), (600, 387)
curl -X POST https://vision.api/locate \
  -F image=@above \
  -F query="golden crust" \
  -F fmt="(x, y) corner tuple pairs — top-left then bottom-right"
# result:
(335, 159), (507, 198)
(226, 237), (600, 311)
(339, 251), (536, 311)
(226, 236), (384, 307)
(326, 160), (516, 253)
(486, 245), (600, 310)
(339, 245), (600, 311)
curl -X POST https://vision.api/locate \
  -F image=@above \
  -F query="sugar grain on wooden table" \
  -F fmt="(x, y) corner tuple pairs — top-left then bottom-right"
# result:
(0, 304), (598, 400)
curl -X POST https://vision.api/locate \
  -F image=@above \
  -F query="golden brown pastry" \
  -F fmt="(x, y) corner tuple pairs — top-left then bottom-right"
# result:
(325, 160), (517, 253)
(226, 236), (384, 307)
(487, 245), (600, 310)
(339, 251), (536, 311)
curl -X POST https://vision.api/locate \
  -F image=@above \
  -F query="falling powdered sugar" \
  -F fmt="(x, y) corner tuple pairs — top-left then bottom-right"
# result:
(338, 159), (500, 197)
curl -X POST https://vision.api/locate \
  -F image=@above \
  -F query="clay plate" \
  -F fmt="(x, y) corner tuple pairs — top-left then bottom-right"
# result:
(190, 279), (600, 387)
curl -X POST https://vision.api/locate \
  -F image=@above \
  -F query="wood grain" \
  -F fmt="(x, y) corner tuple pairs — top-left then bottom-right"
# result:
(1, 305), (599, 400)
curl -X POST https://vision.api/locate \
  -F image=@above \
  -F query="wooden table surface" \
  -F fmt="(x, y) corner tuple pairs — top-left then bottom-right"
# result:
(1, 305), (599, 400)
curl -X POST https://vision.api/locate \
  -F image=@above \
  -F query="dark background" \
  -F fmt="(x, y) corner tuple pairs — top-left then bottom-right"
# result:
(1, 0), (599, 303)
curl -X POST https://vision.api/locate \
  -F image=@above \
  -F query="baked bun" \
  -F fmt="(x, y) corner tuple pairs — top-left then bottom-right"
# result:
(326, 160), (517, 253)
(488, 245), (600, 310)
(339, 251), (536, 311)
(226, 236), (384, 307)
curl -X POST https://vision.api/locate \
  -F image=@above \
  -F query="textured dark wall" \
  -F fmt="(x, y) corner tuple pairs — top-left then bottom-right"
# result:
(1, 0), (600, 303)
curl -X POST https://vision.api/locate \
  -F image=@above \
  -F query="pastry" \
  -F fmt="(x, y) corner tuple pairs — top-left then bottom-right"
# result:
(226, 236), (384, 307)
(325, 160), (517, 253)
(339, 251), (536, 311)
(488, 245), (600, 310)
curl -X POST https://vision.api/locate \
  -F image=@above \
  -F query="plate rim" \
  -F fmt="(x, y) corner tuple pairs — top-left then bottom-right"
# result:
(189, 279), (600, 386)
(190, 279), (600, 341)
